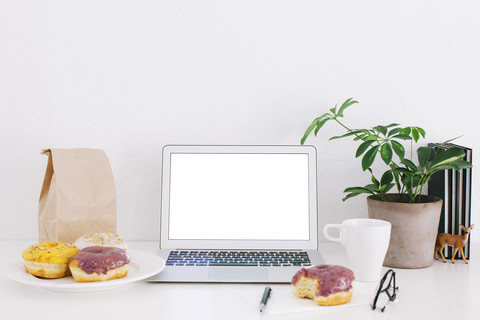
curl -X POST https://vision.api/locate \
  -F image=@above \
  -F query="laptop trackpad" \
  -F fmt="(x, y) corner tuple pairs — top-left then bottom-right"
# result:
(208, 267), (268, 281)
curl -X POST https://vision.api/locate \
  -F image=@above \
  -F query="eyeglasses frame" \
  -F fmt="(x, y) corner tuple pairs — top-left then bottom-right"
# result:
(371, 268), (398, 312)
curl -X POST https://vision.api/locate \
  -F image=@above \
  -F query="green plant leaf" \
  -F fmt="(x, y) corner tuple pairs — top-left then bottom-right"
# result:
(429, 160), (472, 173)
(400, 173), (410, 188)
(342, 193), (360, 201)
(363, 135), (381, 141)
(390, 140), (405, 160)
(344, 187), (375, 195)
(387, 127), (403, 137)
(371, 175), (380, 188)
(453, 160), (473, 170)
(416, 127), (426, 138)
(390, 163), (402, 191)
(375, 125), (388, 136)
(394, 167), (413, 175)
(337, 98), (358, 117)
(329, 130), (364, 140)
(379, 183), (395, 194)
(391, 134), (413, 140)
(411, 128), (420, 142)
(430, 147), (466, 169)
(300, 114), (331, 144)
(385, 123), (401, 128)
(402, 159), (418, 171)
(439, 136), (462, 146)
(362, 145), (379, 171)
(380, 170), (393, 186)
(417, 146), (430, 169)
(380, 143), (393, 165)
(365, 184), (381, 194)
(399, 127), (411, 135)
(314, 118), (330, 136)
(301, 121), (318, 145)
(330, 105), (337, 114)
(354, 133), (367, 141)
(355, 140), (375, 158)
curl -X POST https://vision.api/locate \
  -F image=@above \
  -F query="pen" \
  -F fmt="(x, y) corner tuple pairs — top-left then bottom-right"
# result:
(259, 286), (272, 312)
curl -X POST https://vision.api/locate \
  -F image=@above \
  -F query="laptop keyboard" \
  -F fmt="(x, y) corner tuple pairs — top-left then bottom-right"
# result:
(166, 250), (312, 267)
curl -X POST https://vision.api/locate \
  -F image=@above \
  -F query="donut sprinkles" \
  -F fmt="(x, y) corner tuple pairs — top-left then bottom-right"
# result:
(74, 232), (128, 251)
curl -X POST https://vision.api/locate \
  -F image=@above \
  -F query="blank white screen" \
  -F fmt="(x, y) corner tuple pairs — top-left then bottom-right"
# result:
(168, 153), (310, 240)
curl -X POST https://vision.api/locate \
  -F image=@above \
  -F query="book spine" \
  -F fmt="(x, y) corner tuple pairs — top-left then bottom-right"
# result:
(464, 148), (472, 259)
(428, 143), (472, 260)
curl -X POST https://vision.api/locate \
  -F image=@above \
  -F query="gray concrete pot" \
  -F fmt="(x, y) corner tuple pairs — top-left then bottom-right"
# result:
(367, 194), (443, 269)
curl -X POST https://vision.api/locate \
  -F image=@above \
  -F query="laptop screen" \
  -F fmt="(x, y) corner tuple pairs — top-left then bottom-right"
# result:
(160, 145), (318, 250)
(169, 153), (310, 241)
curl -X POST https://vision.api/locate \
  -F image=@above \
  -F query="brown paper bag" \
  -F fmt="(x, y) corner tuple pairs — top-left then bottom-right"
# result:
(38, 148), (117, 243)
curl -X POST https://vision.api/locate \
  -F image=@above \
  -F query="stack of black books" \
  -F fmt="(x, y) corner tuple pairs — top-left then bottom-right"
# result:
(428, 143), (472, 260)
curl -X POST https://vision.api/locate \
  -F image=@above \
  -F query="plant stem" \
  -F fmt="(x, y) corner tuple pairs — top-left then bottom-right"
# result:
(334, 117), (353, 133)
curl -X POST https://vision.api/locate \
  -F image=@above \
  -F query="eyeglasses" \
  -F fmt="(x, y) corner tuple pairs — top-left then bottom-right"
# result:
(371, 269), (398, 312)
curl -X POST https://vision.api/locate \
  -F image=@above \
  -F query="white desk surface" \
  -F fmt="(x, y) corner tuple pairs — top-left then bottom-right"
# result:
(2, 240), (479, 320)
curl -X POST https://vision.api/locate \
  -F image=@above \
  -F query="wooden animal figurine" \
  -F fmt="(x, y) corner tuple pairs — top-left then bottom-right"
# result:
(435, 224), (474, 264)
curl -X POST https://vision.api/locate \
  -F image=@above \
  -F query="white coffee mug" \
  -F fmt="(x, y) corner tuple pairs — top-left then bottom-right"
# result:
(324, 218), (391, 282)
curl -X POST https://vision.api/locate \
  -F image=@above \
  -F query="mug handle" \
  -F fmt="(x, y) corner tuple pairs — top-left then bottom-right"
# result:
(324, 224), (342, 242)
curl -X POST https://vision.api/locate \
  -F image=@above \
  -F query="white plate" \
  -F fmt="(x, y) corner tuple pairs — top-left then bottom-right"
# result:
(5, 250), (165, 292)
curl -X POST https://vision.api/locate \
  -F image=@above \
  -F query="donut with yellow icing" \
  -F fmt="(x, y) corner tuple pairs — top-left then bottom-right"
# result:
(22, 241), (79, 279)
(74, 233), (128, 251)
(291, 265), (354, 306)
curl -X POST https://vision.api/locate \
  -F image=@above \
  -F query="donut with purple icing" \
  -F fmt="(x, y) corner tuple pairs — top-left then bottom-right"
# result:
(69, 246), (130, 282)
(291, 265), (355, 306)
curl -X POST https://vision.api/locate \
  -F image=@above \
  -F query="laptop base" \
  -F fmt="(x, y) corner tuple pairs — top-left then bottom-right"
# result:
(146, 249), (324, 283)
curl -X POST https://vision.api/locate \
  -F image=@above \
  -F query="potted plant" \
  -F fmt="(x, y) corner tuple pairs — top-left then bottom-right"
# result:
(301, 98), (472, 268)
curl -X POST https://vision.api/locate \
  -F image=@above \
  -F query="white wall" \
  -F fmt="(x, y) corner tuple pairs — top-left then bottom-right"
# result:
(1, 1), (479, 243)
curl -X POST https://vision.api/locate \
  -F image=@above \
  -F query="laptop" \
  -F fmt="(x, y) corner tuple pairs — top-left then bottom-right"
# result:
(147, 145), (324, 283)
